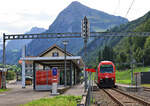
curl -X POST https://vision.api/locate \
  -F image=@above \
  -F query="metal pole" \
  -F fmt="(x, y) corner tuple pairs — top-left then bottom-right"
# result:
(2, 33), (6, 89)
(22, 45), (26, 88)
(92, 73), (94, 103)
(131, 63), (134, 86)
(91, 72), (93, 104)
(129, 37), (133, 86)
(136, 74), (137, 92)
(84, 39), (88, 91)
(62, 40), (68, 86)
(64, 44), (67, 86)
(88, 72), (91, 106)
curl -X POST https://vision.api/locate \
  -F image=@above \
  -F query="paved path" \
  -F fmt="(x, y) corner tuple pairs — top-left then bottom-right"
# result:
(0, 83), (50, 106)
(0, 82), (85, 106)
(63, 83), (85, 96)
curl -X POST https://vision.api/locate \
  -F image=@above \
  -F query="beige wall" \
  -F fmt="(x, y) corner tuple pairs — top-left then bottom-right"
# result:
(42, 48), (69, 57)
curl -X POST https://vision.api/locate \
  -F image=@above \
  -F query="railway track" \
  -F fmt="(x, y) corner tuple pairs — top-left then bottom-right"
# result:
(102, 88), (150, 106)
(144, 87), (150, 92)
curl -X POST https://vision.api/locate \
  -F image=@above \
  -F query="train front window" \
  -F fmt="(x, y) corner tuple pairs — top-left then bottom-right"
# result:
(100, 65), (113, 73)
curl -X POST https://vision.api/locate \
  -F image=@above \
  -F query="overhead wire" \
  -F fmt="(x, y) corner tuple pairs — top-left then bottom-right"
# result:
(125, 0), (135, 17)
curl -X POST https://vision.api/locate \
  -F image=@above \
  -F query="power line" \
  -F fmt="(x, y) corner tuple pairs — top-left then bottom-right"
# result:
(125, 0), (135, 17)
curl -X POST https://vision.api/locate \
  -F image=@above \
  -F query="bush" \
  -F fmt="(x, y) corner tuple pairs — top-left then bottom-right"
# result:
(6, 70), (16, 80)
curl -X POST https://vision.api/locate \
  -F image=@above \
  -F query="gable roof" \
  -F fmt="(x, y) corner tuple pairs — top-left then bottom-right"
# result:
(38, 44), (73, 57)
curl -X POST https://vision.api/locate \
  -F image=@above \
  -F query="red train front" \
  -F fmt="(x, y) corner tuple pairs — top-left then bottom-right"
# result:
(97, 61), (115, 87)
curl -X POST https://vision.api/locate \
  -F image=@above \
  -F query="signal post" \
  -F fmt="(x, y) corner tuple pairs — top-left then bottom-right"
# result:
(81, 16), (90, 91)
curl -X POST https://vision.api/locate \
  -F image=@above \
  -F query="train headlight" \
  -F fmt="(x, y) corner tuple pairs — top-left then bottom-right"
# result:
(105, 76), (108, 78)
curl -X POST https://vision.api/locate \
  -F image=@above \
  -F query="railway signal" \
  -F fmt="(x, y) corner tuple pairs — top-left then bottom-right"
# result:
(81, 16), (90, 92)
(81, 16), (90, 39)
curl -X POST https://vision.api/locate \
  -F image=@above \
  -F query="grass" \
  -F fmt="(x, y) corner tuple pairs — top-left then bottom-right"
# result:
(116, 67), (150, 84)
(141, 84), (150, 88)
(0, 89), (9, 93)
(21, 95), (82, 106)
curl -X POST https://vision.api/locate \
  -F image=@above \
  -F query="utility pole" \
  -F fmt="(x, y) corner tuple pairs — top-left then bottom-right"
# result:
(129, 37), (134, 85)
(2, 33), (6, 89)
(63, 40), (68, 86)
(81, 16), (90, 91)
(22, 45), (26, 88)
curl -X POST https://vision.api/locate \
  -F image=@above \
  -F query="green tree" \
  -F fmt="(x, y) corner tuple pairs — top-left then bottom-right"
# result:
(98, 45), (115, 62)
(144, 36), (150, 65)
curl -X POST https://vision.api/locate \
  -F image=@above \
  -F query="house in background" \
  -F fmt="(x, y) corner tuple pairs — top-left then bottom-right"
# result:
(19, 57), (34, 77)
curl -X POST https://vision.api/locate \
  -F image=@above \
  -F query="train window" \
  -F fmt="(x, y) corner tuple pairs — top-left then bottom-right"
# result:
(100, 65), (113, 73)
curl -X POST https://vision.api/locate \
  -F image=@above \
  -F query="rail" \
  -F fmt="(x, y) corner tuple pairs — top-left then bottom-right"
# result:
(113, 88), (150, 106)
(102, 89), (125, 106)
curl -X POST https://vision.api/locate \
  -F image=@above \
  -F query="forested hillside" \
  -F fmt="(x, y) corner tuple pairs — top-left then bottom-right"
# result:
(80, 11), (150, 68)
(114, 11), (150, 66)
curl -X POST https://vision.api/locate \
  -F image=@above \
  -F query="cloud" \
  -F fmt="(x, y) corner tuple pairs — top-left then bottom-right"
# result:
(0, 0), (150, 35)
(18, 11), (51, 21)
(0, 11), (56, 34)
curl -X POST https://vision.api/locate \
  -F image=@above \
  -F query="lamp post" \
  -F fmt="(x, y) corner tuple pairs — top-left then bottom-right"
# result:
(62, 40), (68, 86)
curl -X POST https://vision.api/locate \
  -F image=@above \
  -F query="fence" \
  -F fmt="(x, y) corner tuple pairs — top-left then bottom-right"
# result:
(141, 72), (150, 84)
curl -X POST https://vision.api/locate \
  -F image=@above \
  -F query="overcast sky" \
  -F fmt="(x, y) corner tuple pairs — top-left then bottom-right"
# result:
(0, 0), (150, 35)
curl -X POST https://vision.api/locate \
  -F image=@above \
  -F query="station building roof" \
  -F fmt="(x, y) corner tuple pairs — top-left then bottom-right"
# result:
(20, 44), (85, 68)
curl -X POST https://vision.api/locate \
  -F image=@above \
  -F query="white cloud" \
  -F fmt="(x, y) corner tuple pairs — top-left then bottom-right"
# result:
(0, 0), (150, 35)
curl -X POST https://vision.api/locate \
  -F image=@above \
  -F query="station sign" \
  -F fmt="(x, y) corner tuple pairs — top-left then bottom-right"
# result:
(52, 67), (58, 76)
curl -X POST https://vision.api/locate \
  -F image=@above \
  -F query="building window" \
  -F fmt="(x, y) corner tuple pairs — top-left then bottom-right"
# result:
(52, 52), (59, 57)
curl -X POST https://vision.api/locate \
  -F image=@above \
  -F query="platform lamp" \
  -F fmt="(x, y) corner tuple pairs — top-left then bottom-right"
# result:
(62, 40), (69, 86)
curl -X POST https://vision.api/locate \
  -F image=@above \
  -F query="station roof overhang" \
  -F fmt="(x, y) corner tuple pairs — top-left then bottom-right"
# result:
(20, 56), (85, 69)
(0, 68), (7, 72)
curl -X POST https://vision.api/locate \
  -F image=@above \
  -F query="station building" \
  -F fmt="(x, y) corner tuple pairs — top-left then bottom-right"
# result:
(20, 44), (85, 90)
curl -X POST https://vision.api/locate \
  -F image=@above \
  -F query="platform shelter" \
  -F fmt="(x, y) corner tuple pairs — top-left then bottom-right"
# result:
(20, 44), (85, 90)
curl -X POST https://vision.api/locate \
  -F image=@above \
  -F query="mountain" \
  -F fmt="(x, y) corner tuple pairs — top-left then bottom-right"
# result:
(26, 1), (128, 57)
(0, 27), (46, 64)
(80, 11), (150, 67)
(1, 1), (128, 64)
(6, 27), (46, 51)
(0, 37), (2, 50)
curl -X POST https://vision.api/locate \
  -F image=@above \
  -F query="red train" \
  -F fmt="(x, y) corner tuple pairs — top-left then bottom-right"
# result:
(97, 61), (116, 87)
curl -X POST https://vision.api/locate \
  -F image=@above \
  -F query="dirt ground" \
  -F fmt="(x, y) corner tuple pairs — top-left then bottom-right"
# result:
(0, 82), (50, 106)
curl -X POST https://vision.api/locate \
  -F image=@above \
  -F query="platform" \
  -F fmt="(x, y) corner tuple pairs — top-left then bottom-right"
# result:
(63, 84), (85, 96)
(58, 86), (70, 94)
(116, 83), (144, 92)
